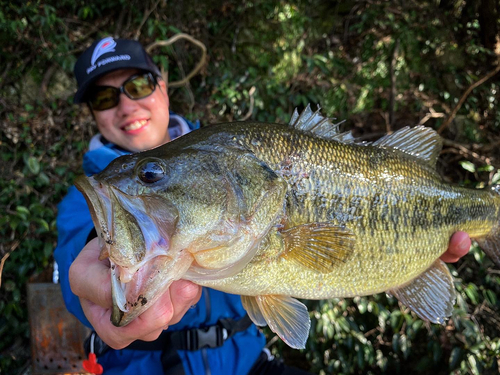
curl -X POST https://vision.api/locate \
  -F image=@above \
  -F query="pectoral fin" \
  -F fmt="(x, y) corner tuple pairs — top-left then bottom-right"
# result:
(388, 259), (455, 324)
(241, 295), (311, 349)
(281, 222), (355, 273)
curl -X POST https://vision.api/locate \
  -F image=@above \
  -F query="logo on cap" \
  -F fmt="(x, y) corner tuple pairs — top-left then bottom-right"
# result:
(86, 37), (131, 75)
(91, 37), (116, 66)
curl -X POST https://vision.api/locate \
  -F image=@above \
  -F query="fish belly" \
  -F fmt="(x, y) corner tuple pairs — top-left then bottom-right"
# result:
(200, 216), (489, 299)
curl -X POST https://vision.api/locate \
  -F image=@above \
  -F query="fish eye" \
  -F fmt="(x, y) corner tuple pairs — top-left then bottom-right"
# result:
(137, 161), (165, 183)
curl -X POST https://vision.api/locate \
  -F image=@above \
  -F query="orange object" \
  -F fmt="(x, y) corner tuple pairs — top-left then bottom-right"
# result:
(82, 353), (103, 375)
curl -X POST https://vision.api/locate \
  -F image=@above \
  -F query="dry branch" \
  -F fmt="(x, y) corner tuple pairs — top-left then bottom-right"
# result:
(0, 240), (20, 289)
(438, 63), (500, 134)
(146, 34), (207, 88)
(441, 139), (497, 167)
(134, 0), (162, 40)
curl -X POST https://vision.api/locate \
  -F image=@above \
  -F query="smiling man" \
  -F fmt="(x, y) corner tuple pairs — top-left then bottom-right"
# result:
(56, 37), (273, 375)
(54, 36), (471, 375)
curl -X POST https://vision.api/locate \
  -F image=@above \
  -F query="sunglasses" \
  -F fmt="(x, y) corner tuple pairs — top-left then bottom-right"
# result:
(88, 72), (158, 111)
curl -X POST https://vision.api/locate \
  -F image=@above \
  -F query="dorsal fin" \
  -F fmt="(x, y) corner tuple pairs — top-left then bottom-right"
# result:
(372, 126), (443, 167)
(289, 104), (344, 141)
(330, 130), (355, 143)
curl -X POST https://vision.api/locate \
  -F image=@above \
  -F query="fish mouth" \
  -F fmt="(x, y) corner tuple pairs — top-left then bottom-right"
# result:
(109, 249), (193, 326)
(75, 175), (187, 326)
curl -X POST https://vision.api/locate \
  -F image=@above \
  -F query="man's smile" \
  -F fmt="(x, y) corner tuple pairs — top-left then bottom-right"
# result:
(122, 119), (149, 133)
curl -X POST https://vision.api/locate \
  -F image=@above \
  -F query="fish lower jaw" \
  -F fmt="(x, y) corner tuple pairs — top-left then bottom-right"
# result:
(110, 261), (129, 314)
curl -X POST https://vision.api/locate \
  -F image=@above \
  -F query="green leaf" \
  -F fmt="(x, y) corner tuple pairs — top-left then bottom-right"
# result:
(464, 284), (479, 304)
(459, 161), (475, 173)
(35, 218), (49, 232)
(449, 347), (462, 369)
(467, 354), (480, 375)
(4, 280), (16, 292)
(390, 310), (404, 331)
(43, 242), (53, 258)
(357, 298), (367, 314)
(16, 206), (30, 218)
(37, 172), (50, 186)
(168, 25), (183, 34)
(477, 165), (494, 172)
(337, 316), (351, 332)
(492, 171), (500, 184)
(392, 333), (400, 352)
(483, 289), (497, 305)
(27, 156), (40, 175)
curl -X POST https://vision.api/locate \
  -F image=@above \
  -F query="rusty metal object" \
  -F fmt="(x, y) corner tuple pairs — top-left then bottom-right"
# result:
(27, 282), (90, 374)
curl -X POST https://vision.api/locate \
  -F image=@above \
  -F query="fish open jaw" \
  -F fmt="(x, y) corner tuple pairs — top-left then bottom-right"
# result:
(75, 175), (187, 326)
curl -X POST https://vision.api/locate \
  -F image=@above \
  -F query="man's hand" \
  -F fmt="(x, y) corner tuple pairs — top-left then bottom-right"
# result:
(69, 238), (202, 350)
(441, 231), (471, 263)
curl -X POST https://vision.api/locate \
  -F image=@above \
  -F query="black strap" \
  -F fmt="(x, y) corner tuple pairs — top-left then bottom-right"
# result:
(130, 314), (253, 351)
(84, 313), (253, 355)
(219, 314), (253, 338)
(86, 227), (97, 244)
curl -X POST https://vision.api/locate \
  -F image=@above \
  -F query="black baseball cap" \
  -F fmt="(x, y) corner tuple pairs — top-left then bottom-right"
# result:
(73, 37), (162, 103)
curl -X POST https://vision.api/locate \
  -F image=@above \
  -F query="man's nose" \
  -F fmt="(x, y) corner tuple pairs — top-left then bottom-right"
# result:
(116, 93), (140, 115)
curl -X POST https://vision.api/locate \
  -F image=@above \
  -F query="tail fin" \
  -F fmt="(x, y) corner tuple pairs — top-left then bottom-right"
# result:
(476, 228), (500, 267)
(475, 185), (500, 267)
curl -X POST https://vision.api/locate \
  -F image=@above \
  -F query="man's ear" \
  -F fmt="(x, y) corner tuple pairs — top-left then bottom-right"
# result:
(158, 79), (167, 92)
(157, 79), (169, 106)
(87, 103), (97, 122)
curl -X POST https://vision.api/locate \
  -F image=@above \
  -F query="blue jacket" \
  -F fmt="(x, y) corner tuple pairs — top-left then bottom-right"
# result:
(54, 115), (265, 374)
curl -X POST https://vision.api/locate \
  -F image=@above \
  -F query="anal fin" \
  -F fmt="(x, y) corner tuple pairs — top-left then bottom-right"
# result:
(241, 295), (267, 326)
(241, 295), (311, 349)
(388, 259), (455, 324)
(281, 222), (355, 273)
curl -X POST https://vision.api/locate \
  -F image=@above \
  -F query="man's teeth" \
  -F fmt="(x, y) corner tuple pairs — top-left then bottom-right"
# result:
(124, 120), (147, 131)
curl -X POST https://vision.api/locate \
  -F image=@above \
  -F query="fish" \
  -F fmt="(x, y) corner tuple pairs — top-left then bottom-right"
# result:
(75, 105), (500, 349)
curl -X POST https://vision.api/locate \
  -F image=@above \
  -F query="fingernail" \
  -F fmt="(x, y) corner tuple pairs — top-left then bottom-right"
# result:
(458, 238), (471, 252)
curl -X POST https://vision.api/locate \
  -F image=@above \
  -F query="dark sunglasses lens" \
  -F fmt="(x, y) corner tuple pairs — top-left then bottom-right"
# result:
(124, 75), (155, 99)
(90, 87), (119, 111)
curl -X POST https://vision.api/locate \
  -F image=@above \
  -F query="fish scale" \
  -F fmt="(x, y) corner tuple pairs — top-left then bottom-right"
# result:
(76, 105), (500, 349)
(198, 123), (498, 299)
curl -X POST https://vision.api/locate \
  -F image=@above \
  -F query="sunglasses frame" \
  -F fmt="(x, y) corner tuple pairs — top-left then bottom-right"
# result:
(88, 72), (158, 111)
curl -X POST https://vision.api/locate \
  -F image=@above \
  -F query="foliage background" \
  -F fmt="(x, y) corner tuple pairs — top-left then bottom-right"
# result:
(1, 0), (500, 374)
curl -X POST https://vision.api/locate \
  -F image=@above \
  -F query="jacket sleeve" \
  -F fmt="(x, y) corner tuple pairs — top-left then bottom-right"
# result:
(54, 185), (95, 328)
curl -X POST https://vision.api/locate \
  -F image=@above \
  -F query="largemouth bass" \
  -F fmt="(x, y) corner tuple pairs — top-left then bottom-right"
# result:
(75, 105), (500, 349)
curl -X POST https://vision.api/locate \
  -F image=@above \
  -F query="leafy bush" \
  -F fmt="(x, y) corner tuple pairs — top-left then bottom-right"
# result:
(1, 0), (499, 374)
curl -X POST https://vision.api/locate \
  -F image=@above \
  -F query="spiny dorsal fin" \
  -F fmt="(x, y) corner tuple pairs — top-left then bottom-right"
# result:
(241, 295), (311, 349)
(289, 104), (344, 141)
(281, 222), (355, 273)
(372, 126), (443, 167)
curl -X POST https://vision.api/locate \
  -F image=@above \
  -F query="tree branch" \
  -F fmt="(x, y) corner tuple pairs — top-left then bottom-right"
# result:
(146, 33), (207, 88)
(0, 240), (20, 289)
(441, 138), (497, 167)
(134, 0), (162, 40)
(389, 38), (400, 129)
(437, 63), (500, 134)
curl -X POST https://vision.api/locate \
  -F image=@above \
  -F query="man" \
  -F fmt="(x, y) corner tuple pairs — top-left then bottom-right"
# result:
(54, 36), (471, 375)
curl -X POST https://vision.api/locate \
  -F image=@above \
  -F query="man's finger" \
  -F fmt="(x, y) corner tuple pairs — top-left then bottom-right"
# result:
(168, 280), (202, 326)
(441, 231), (471, 263)
(69, 237), (112, 307)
